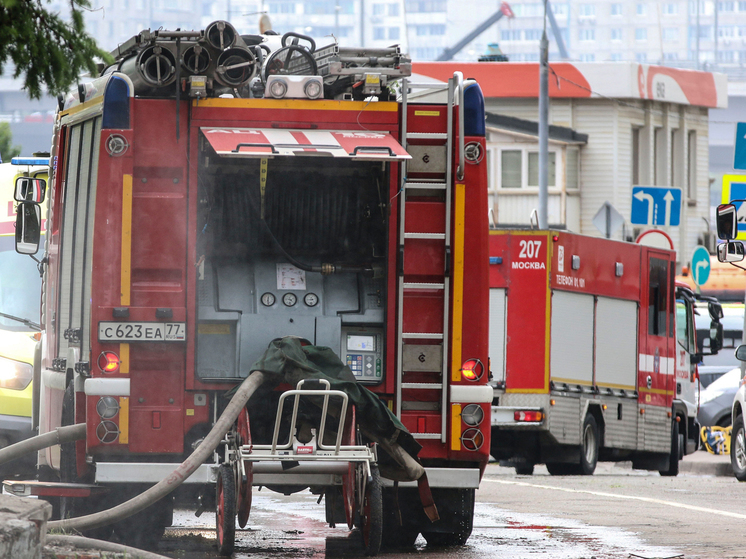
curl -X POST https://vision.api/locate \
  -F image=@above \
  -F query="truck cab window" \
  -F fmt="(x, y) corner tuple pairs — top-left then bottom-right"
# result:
(648, 257), (669, 337)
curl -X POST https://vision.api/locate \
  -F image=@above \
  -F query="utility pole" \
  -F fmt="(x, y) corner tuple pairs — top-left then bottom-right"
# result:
(360, 0), (365, 46)
(695, 0), (699, 70)
(335, 0), (340, 39)
(538, 1), (549, 230)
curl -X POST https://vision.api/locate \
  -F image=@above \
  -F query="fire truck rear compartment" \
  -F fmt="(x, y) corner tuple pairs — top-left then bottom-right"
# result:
(196, 152), (389, 381)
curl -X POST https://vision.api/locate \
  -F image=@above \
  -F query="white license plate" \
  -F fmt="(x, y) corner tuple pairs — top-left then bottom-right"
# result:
(98, 322), (186, 342)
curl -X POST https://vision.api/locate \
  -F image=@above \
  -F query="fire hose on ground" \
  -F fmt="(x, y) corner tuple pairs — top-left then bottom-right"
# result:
(0, 371), (266, 533)
(46, 535), (172, 559)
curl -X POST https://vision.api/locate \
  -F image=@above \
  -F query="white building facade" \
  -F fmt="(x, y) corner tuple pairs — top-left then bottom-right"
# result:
(414, 61), (727, 264)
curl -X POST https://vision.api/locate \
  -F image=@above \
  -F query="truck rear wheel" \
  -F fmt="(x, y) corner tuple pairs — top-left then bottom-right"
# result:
(578, 415), (599, 475)
(731, 415), (746, 481)
(659, 420), (680, 477)
(420, 488), (474, 547)
(546, 415), (599, 476)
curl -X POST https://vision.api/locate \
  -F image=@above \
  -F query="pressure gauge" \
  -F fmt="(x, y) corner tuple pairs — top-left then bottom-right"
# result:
(282, 293), (297, 307)
(304, 293), (319, 307)
(261, 292), (276, 307)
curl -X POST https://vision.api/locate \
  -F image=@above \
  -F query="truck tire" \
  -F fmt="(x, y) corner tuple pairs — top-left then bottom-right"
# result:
(578, 414), (599, 475)
(420, 488), (474, 547)
(514, 463), (534, 475)
(59, 382), (113, 540)
(731, 415), (746, 482)
(659, 420), (680, 477)
(546, 415), (599, 476)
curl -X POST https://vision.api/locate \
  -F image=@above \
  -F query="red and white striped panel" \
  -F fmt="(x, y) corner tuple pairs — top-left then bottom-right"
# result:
(201, 127), (411, 160)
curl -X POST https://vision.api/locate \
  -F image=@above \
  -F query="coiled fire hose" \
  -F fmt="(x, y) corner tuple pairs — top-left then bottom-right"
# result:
(41, 371), (266, 532)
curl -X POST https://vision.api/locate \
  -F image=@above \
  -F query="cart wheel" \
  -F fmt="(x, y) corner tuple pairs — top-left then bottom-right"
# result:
(236, 408), (253, 528)
(237, 461), (253, 528)
(341, 407), (356, 528)
(360, 464), (382, 556)
(216, 464), (236, 556)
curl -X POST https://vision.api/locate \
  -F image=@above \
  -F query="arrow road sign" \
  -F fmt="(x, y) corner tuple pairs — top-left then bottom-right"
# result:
(734, 122), (746, 171)
(690, 245), (711, 287)
(630, 186), (682, 226)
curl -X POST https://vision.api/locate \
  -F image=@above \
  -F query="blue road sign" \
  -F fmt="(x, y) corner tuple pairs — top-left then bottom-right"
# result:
(630, 186), (682, 226)
(690, 245), (711, 287)
(722, 175), (746, 240)
(735, 122), (746, 170)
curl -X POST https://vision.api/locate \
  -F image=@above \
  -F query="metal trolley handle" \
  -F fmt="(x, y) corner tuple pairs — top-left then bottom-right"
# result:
(267, 379), (349, 454)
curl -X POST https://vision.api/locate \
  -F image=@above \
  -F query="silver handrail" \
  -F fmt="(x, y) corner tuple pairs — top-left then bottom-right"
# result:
(454, 71), (465, 180)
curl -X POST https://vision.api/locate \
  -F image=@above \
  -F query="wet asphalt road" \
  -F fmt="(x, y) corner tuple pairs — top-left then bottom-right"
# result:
(154, 461), (745, 559)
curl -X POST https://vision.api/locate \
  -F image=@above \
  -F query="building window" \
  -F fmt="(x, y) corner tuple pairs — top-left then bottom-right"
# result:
(636, 3), (646, 15)
(268, 1), (296, 13)
(664, 52), (679, 60)
(719, 26), (736, 37)
(654, 127), (666, 186)
(579, 53), (596, 61)
(662, 27), (678, 41)
(662, 2), (678, 14)
(720, 1), (735, 11)
(579, 28), (595, 41)
(579, 3), (595, 16)
(374, 26), (385, 40)
(632, 127), (640, 185)
(610, 3), (622, 15)
(525, 29), (542, 41)
(501, 29), (522, 41)
(611, 28), (622, 41)
(528, 152), (556, 186)
(552, 2), (568, 15)
(501, 150), (522, 188)
(388, 26), (400, 40)
(566, 148), (579, 189)
(388, 2), (399, 16)
(404, 0), (446, 12)
(740, 0), (746, 11)
(688, 130), (697, 200)
(719, 50), (735, 62)
(372, 3), (385, 14)
(610, 52), (623, 61)
(636, 28), (648, 41)
(415, 24), (445, 35)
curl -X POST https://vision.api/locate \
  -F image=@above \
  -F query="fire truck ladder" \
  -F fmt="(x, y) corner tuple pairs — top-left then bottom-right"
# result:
(396, 73), (464, 444)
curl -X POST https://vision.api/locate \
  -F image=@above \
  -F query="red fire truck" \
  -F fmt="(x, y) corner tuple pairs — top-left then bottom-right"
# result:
(7, 22), (491, 553)
(488, 230), (722, 476)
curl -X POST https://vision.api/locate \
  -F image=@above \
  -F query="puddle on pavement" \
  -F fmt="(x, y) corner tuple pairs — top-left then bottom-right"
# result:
(163, 493), (683, 559)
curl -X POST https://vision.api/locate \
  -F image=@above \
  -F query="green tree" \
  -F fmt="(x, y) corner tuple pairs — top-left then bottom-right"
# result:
(0, 0), (113, 99)
(0, 122), (21, 162)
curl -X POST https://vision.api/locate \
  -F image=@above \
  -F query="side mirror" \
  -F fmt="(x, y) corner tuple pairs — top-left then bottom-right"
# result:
(708, 300), (724, 321)
(736, 344), (746, 362)
(15, 202), (42, 255)
(14, 177), (46, 203)
(692, 353), (704, 365)
(717, 240), (745, 263)
(709, 321), (724, 354)
(717, 203), (738, 240)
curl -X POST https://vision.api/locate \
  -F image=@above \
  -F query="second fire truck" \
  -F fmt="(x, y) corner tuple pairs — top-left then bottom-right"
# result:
(489, 230), (722, 476)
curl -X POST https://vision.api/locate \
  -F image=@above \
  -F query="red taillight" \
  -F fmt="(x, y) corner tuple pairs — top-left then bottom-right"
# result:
(461, 359), (484, 381)
(514, 410), (544, 422)
(552, 235), (559, 242)
(98, 351), (120, 373)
